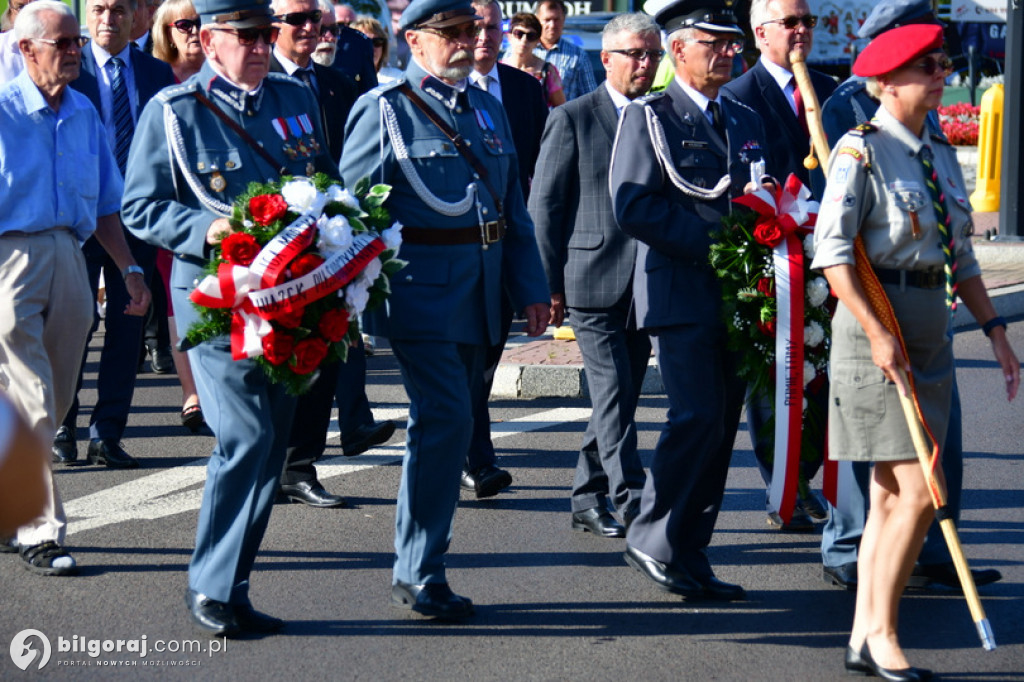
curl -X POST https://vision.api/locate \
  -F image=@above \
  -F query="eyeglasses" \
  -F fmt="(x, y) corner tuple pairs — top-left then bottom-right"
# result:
(911, 55), (953, 76)
(510, 28), (539, 41)
(417, 23), (481, 42)
(690, 38), (744, 54)
(210, 26), (280, 46)
(31, 36), (89, 51)
(168, 18), (201, 34)
(276, 10), (322, 26)
(318, 24), (338, 38)
(761, 14), (818, 29)
(607, 48), (665, 63)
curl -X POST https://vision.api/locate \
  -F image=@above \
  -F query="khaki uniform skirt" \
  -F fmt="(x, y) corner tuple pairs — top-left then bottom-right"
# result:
(827, 283), (953, 462)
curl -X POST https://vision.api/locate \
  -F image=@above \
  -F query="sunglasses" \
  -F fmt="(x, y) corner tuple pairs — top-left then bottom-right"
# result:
(276, 10), (322, 26)
(511, 28), (539, 41)
(168, 17), (201, 33)
(761, 14), (818, 29)
(318, 24), (338, 38)
(691, 38), (744, 54)
(31, 35), (89, 51)
(912, 55), (953, 76)
(607, 48), (664, 62)
(210, 26), (280, 46)
(418, 23), (481, 42)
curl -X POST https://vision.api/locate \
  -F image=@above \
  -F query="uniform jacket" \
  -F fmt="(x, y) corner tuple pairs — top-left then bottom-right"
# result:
(339, 60), (548, 346)
(494, 62), (547, 197)
(530, 84), (635, 309)
(269, 55), (359, 164)
(722, 59), (836, 193)
(71, 43), (175, 125)
(610, 79), (768, 330)
(332, 26), (378, 95)
(121, 61), (336, 332)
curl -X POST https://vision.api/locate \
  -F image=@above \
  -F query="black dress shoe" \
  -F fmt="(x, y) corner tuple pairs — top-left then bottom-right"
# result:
(798, 492), (828, 520)
(860, 643), (931, 681)
(150, 346), (174, 374)
(342, 420), (397, 457)
(87, 439), (139, 469)
(823, 562), (858, 591)
(278, 480), (346, 508)
(695, 574), (746, 601)
(391, 581), (474, 620)
(52, 426), (78, 464)
(461, 465), (513, 498)
(184, 590), (240, 638)
(844, 645), (872, 676)
(571, 507), (625, 538)
(234, 604), (285, 633)
(908, 561), (1002, 590)
(624, 545), (703, 598)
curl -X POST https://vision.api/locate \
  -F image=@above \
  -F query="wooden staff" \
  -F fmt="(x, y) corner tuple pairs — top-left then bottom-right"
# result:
(790, 50), (996, 651)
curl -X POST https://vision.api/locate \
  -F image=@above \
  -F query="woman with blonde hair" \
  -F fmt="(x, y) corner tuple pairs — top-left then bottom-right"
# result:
(351, 15), (402, 84)
(152, 0), (204, 83)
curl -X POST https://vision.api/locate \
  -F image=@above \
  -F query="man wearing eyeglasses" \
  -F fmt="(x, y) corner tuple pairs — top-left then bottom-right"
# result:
(51, 0), (174, 472)
(122, 0), (336, 638)
(340, 0), (550, 620)
(0, 0), (150, 576)
(312, 0), (338, 66)
(609, 0), (769, 601)
(531, 12), (660, 541)
(720, 0), (836, 534)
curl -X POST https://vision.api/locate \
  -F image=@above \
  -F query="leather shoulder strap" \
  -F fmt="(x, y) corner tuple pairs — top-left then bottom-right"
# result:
(191, 90), (286, 176)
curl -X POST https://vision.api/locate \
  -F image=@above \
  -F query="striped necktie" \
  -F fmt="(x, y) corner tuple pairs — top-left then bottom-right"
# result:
(920, 145), (957, 309)
(109, 57), (134, 174)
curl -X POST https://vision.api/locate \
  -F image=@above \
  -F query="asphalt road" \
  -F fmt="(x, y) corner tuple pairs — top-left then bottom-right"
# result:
(2, 317), (1022, 681)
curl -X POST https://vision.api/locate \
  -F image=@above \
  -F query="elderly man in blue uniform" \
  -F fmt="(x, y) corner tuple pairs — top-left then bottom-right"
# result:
(122, 0), (336, 637)
(817, 0), (1002, 594)
(1, 0), (150, 575)
(340, 0), (550, 619)
(610, 0), (769, 601)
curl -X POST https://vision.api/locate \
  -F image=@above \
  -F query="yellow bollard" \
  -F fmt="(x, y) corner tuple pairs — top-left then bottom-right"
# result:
(970, 84), (1003, 212)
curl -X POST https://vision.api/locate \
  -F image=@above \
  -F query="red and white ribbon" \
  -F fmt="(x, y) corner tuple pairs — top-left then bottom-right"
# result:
(190, 262), (271, 360)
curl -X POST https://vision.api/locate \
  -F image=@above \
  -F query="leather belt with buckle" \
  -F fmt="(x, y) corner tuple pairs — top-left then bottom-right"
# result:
(402, 220), (506, 246)
(873, 267), (944, 289)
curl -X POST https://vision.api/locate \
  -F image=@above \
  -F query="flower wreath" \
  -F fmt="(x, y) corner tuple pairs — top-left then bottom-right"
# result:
(184, 173), (405, 395)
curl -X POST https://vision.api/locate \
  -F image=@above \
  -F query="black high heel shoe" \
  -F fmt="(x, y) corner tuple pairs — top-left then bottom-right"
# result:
(860, 643), (932, 681)
(845, 646), (872, 676)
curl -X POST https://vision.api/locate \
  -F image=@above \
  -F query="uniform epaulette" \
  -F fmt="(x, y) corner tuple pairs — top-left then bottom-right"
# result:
(849, 122), (877, 136)
(727, 98), (758, 116)
(154, 80), (199, 103)
(634, 90), (666, 106)
(930, 131), (952, 146)
(367, 77), (407, 101)
(266, 72), (309, 88)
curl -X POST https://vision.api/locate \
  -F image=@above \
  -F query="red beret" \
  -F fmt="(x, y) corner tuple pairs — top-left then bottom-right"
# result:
(852, 24), (944, 77)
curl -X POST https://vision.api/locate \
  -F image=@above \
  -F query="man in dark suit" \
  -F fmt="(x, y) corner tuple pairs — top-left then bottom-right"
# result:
(460, 0), (548, 498)
(610, 0), (769, 601)
(53, 0), (175, 469)
(721, 0), (836, 532)
(269, 0), (395, 508)
(331, 2), (377, 94)
(531, 12), (660, 537)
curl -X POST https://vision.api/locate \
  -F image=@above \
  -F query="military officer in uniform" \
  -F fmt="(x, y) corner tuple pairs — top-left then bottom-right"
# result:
(122, 0), (335, 637)
(339, 0), (550, 619)
(609, 0), (769, 601)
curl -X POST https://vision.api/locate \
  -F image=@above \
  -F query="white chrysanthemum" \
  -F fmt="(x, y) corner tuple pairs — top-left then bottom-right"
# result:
(382, 221), (403, 252)
(318, 214), (354, 253)
(360, 257), (383, 285)
(345, 281), (371, 316)
(804, 233), (816, 259)
(803, 360), (816, 386)
(804, 320), (824, 347)
(807, 277), (829, 308)
(281, 178), (326, 215)
(327, 184), (361, 210)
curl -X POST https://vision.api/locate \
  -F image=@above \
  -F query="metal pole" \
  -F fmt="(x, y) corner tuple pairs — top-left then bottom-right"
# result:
(997, 0), (1024, 240)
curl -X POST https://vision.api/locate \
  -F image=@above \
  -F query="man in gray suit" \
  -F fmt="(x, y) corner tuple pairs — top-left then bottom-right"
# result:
(610, 0), (768, 600)
(531, 12), (659, 538)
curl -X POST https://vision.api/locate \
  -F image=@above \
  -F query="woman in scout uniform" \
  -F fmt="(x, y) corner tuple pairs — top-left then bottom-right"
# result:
(812, 23), (1019, 681)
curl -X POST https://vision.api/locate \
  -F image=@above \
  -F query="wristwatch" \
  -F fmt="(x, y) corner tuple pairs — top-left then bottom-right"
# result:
(982, 315), (1007, 337)
(122, 265), (145, 279)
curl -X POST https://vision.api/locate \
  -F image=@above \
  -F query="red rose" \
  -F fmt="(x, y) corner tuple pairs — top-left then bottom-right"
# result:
(755, 277), (774, 297)
(276, 306), (306, 329)
(292, 337), (329, 375)
(262, 330), (295, 365)
(753, 218), (784, 247)
(318, 308), (350, 342)
(249, 193), (288, 226)
(289, 253), (325, 279)
(756, 318), (777, 337)
(220, 232), (261, 266)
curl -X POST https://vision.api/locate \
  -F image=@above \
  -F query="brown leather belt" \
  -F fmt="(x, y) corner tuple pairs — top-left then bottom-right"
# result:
(401, 220), (506, 246)
(873, 267), (944, 289)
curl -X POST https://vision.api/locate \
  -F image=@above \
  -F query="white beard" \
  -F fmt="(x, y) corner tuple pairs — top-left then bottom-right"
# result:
(312, 43), (337, 67)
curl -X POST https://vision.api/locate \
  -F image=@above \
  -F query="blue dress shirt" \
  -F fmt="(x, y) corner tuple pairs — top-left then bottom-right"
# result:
(0, 70), (123, 241)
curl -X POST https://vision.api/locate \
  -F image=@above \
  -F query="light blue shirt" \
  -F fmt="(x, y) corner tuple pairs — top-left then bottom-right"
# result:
(0, 70), (123, 241)
(534, 37), (596, 102)
(90, 41), (138, 154)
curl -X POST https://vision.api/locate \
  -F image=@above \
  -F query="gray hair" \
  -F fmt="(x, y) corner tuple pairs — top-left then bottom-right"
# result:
(602, 11), (659, 50)
(14, 0), (73, 41)
(471, 0), (500, 16)
(748, 0), (772, 33)
(317, 0), (333, 17)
